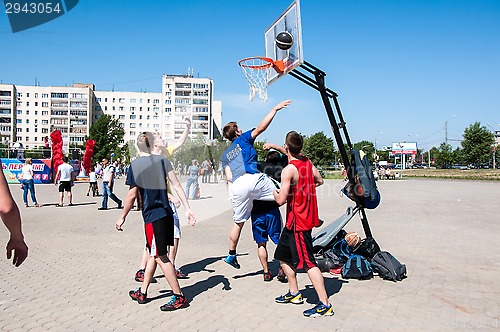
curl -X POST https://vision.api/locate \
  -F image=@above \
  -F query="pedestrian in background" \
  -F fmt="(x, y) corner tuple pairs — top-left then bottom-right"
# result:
(20, 158), (41, 207)
(185, 159), (200, 200)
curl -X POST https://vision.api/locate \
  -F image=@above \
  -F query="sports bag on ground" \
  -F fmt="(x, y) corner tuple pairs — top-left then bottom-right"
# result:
(353, 237), (381, 259)
(371, 251), (407, 281)
(341, 254), (373, 280)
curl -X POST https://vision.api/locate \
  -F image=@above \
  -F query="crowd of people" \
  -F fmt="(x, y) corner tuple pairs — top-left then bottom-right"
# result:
(2, 99), (335, 318)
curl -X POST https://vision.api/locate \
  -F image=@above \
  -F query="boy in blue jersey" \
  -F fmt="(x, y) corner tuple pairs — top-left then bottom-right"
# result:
(221, 99), (291, 269)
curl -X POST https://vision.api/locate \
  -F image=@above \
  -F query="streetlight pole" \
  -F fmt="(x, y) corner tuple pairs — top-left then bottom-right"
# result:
(487, 123), (497, 169)
(445, 115), (456, 145)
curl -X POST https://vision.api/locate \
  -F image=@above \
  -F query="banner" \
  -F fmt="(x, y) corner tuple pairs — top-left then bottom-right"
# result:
(1, 158), (52, 184)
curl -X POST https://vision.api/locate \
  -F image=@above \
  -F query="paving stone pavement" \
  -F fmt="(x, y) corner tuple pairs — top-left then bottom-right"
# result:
(1, 177), (499, 331)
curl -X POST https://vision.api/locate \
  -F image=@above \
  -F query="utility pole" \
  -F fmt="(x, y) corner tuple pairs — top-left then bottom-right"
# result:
(445, 115), (456, 145)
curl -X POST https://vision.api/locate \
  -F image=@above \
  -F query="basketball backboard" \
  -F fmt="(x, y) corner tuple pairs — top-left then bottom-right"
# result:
(265, 0), (303, 85)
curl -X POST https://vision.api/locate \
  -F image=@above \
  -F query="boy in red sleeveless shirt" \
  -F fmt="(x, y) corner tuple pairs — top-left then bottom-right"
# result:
(273, 131), (333, 318)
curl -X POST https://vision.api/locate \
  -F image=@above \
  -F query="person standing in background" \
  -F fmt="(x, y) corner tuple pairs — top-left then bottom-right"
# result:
(20, 158), (41, 207)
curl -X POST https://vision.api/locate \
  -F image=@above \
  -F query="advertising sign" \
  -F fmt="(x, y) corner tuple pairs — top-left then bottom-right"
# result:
(1, 158), (52, 184)
(391, 142), (417, 155)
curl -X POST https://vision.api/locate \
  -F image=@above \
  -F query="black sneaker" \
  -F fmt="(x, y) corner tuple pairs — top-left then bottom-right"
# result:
(97, 207), (108, 210)
(277, 266), (288, 283)
(175, 268), (189, 279)
(263, 271), (273, 282)
(129, 288), (148, 304)
(160, 294), (187, 311)
(134, 269), (145, 282)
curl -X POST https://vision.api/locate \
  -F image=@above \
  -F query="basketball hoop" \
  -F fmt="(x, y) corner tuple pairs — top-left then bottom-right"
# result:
(238, 57), (283, 102)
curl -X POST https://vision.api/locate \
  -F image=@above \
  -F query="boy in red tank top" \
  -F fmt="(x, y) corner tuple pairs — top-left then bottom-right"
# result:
(273, 131), (333, 318)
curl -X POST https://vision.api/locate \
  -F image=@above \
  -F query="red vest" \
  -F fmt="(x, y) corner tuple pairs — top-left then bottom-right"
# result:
(286, 157), (319, 231)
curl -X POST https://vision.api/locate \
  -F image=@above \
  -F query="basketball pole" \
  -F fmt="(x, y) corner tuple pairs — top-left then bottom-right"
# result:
(289, 61), (373, 238)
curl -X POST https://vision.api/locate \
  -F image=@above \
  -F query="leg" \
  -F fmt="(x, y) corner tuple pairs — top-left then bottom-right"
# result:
(140, 255), (157, 294)
(28, 180), (38, 205)
(281, 261), (299, 294)
(156, 255), (182, 295)
(59, 191), (64, 205)
(305, 266), (330, 305)
(185, 178), (191, 199)
(67, 190), (73, 205)
(168, 238), (179, 267)
(229, 222), (244, 252)
(257, 242), (270, 273)
(22, 181), (28, 206)
(101, 183), (109, 208)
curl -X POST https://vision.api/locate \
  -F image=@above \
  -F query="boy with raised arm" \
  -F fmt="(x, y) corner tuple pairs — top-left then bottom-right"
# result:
(221, 99), (291, 269)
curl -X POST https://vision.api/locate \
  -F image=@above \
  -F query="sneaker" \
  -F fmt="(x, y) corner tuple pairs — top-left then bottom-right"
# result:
(97, 207), (108, 210)
(275, 291), (303, 304)
(277, 267), (288, 283)
(329, 267), (342, 275)
(129, 287), (148, 304)
(175, 268), (189, 279)
(303, 302), (334, 318)
(224, 254), (240, 269)
(117, 202), (123, 209)
(159, 294), (187, 311)
(134, 269), (145, 282)
(263, 271), (273, 282)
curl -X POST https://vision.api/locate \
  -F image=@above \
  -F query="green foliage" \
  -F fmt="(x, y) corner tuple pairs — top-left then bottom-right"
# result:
(88, 115), (125, 163)
(254, 141), (267, 161)
(353, 140), (375, 163)
(435, 142), (454, 167)
(461, 122), (494, 166)
(173, 136), (229, 171)
(302, 132), (336, 167)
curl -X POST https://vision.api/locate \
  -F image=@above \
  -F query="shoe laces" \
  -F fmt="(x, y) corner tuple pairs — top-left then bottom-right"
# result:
(167, 294), (180, 306)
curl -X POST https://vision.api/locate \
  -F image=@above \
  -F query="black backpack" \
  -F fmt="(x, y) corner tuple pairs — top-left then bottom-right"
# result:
(341, 254), (373, 280)
(342, 149), (381, 209)
(371, 251), (407, 281)
(353, 237), (381, 259)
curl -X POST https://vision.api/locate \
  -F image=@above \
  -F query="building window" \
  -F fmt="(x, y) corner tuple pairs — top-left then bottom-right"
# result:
(130, 123), (136, 128)
(130, 98), (136, 103)
(42, 93), (48, 98)
(130, 114), (136, 120)
(42, 102), (49, 107)
(42, 110), (48, 115)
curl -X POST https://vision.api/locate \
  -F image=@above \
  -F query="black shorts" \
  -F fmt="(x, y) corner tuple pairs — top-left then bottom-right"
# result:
(58, 181), (72, 192)
(144, 216), (174, 257)
(274, 227), (317, 271)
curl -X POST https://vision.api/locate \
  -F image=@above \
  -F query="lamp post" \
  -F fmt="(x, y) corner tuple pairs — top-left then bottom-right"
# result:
(445, 115), (456, 145)
(487, 123), (497, 169)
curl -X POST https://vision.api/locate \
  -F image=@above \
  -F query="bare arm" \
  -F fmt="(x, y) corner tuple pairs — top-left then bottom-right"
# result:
(312, 165), (324, 187)
(171, 117), (191, 152)
(168, 170), (196, 226)
(0, 163), (28, 267)
(224, 165), (233, 183)
(251, 100), (291, 139)
(273, 164), (296, 206)
(115, 187), (138, 231)
(168, 192), (180, 208)
(263, 143), (286, 155)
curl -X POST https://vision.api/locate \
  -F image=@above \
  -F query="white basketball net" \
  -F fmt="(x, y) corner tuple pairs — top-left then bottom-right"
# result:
(239, 57), (274, 102)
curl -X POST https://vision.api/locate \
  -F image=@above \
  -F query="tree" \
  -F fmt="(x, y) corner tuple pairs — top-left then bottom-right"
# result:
(461, 122), (494, 166)
(353, 140), (375, 163)
(302, 132), (336, 167)
(435, 143), (453, 168)
(88, 115), (125, 163)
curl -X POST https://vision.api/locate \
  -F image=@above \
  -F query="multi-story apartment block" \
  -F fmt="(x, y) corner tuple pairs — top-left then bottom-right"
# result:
(0, 74), (222, 153)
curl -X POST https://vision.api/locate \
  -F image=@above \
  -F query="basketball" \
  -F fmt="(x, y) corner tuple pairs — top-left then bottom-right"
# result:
(345, 232), (361, 248)
(275, 31), (293, 50)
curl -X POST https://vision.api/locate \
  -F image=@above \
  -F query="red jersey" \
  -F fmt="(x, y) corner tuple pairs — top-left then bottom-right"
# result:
(285, 156), (319, 231)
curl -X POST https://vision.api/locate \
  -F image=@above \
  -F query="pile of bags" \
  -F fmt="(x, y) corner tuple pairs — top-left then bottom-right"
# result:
(315, 230), (407, 282)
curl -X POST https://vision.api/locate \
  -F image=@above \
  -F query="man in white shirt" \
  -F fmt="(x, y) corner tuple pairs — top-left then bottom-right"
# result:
(98, 157), (122, 210)
(55, 156), (75, 207)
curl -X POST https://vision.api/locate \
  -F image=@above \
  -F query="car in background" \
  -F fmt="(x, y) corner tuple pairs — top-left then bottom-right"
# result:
(451, 164), (468, 170)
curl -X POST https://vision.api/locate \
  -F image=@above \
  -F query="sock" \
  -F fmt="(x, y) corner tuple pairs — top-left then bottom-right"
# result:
(229, 250), (236, 256)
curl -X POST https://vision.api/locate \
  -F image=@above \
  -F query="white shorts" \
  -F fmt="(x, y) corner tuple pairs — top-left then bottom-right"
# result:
(231, 173), (276, 223)
(169, 200), (181, 239)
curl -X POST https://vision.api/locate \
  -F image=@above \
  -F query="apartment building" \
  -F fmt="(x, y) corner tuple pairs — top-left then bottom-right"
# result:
(0, 74), (222, 151)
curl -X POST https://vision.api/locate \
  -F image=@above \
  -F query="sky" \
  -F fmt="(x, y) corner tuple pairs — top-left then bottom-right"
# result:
(1, 0), (499, 151)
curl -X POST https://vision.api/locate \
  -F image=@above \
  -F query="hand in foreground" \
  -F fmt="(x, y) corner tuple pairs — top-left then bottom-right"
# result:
(186, 210), (197, 226)
(6, 237), (28, 267)
(184, 117), (192, 127)
(115, 217), (125, 231)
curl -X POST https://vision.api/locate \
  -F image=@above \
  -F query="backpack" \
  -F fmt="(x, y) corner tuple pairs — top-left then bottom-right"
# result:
(371, 251), (407, 282)
(332, 238), (351, 264)
(341, 254), (373, 280)
(342, 149), (381, 209)
(353, 237), (381, 259)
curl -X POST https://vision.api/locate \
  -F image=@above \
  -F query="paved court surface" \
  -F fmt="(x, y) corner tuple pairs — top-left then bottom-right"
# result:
(1, 177), (499, 331)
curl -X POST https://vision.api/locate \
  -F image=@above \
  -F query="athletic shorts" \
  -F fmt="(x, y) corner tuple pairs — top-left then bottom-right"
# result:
(169, 200), (181, 239)
(251, 208), (282, 245)
(58, 181), (72, 192)
(274, 227), (317, 271)
(144, 216), (174, 257)
(231, 173), (276, 223)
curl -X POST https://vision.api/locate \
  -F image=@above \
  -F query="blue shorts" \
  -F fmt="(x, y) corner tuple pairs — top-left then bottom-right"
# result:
(251, 208), (282, 245)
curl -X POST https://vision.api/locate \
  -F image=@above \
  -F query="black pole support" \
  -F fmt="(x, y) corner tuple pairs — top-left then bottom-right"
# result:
(290, 61), (373, 238)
